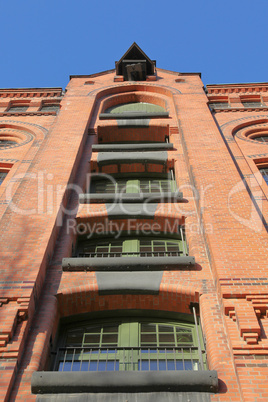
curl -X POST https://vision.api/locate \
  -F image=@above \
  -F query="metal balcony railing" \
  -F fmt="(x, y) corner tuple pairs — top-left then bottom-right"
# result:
(54, 346), (205, 372)
(78, 251), (186, 258)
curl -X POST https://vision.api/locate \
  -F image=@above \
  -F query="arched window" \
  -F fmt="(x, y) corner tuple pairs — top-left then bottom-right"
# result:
(100, 102), (168, 120)
(53, 317), (206, 372)
(105, 102), (166, 115)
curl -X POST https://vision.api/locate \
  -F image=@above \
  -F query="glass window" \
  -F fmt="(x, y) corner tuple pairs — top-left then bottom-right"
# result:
(0, 172), (7, 185)
(0, 140), (16, 149)
(209, 102), (229, 110)
(242, 101), (263, 108)
(259, 168), (268, 185)
(77, 235), (187, 258)
(91, 173), (176, 194)
(105, 102), (166, 114)
(8, 105), (29, 112)
(252, 136), (268, 143)
(41, 104), (60, 112)
(54, 318), (205, 372)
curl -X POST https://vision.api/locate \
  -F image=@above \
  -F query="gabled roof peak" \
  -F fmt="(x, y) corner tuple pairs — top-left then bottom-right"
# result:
(115, 43), (156, 81)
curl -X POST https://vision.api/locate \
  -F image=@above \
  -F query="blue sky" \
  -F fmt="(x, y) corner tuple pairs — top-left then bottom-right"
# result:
(0, 0), (267, 89)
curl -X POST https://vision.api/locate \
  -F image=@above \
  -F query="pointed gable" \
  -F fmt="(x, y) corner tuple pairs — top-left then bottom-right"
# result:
(115, 42), (156, 81)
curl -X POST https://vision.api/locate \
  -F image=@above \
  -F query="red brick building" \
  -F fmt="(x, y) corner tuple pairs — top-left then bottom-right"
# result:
(1, 43), (268, 401)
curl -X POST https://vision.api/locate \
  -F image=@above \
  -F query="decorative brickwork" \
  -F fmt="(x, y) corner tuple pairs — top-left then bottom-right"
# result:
(1, 47), (268, 401)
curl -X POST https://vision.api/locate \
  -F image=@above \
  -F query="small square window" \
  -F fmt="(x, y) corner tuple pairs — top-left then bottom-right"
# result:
(209, 102), (230, 110)
(242, 101), (263, 108)
(41, 104), (60, 112)
(8, 105), (29, 112)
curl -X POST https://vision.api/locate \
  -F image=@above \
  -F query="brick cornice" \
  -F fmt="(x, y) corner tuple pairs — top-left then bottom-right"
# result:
(0, 111), (57, 117)
(207, 83), (268, 95)
(0, 88), (62, 98)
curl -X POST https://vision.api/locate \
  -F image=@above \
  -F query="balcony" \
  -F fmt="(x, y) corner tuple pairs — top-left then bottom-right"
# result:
(62, 235), (195, 272)
(32, 315), (218, 395)
(80, 172), (183, 204)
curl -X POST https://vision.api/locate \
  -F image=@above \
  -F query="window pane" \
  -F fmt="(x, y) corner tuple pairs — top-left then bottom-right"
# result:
(84, 334), (101, 344)
(0, 172), (7, 184)
(0, 140), (15, 148)
(158, 325), (174, 333)
(103, 325), (118, 334)
(65, 331), (84, 346)
(159, 334), (175, 344)
(209, 102), (229, 109)
(260, 168), (268, 182)
(141, 333), (157, 343)
(253, 136), (268, 142)
(141, 324), (156, 332)
(176, 328), (193, 344)
(242, 102), (262, 108)
(8, 106), (28, 112)
(102, 334), (118, 344)
(41, 105), (60, 112)
(105, 102), (166, 114)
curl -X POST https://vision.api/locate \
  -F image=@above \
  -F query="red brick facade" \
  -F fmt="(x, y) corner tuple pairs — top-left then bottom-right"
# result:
(1, 46), (268, 401)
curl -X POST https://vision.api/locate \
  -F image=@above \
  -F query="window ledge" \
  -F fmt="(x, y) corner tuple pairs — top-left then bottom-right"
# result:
(97, 151), (168, 166)
(62, 256), (195, 271)
(32, 370), (218, 394)
(99, 112), (169, 120)
(92, 143), (173, 152)
(79, 192), (183, 204)
(0, 111), (57, 116)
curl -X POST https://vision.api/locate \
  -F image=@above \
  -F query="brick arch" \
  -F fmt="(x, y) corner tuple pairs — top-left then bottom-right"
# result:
(57, 280), (200, 318)
(89, 84), (179, 123)
(0, 119), (48, 141)
(233, 120), (268, 144)
(89, 83), (181, 100)
(101, 92), (167, 113)
(232, 118), (268, 136)
(219, 114), (268, 136)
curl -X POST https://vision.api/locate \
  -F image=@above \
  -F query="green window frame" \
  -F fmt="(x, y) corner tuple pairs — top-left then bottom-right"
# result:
(91, 172), (176, 194)
(54, 317), (206, 372)
(78, 235), (188, 258)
